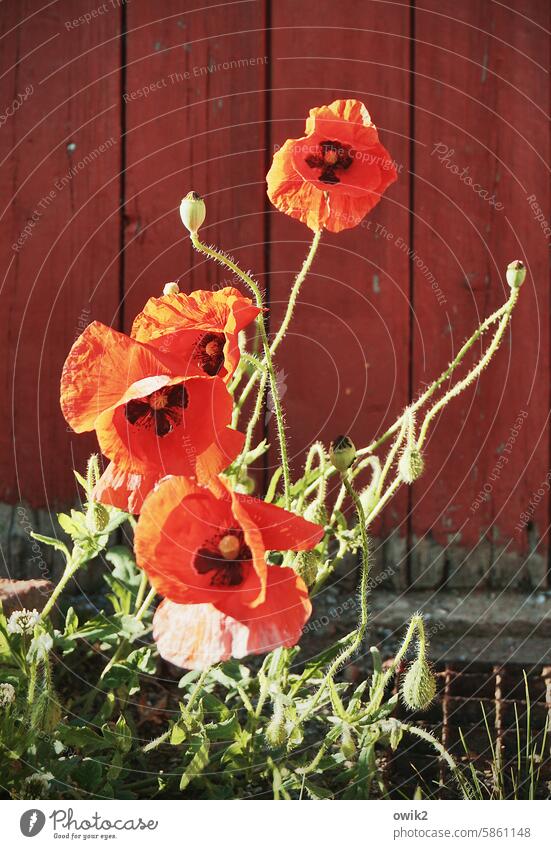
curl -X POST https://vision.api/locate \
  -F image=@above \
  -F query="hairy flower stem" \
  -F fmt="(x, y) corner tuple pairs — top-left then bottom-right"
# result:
(40, 555), (82, 620)
(235, 230), (322, 417)
(396, 721), (467, 797)
(417, 287), (519, 449)
(297, 473), (370, 729)
(191, 234), (292, 508)
(361, 615), (425, 719)
(303, 286), (520, 501)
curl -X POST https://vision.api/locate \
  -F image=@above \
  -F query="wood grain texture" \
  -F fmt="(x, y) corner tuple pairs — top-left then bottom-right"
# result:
(123, 0), (268, 322)
(0, 0), (122, 510)
(410, 0), (550, 588)
(267, 0), (412, 582)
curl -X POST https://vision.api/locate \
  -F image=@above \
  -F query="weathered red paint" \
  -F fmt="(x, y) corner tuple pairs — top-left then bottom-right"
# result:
(0, 1), (548, 582)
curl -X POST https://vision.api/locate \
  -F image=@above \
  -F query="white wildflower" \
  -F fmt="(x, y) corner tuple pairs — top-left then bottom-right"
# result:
(0, 682), (16, 707)
(7, 608), (40, 635)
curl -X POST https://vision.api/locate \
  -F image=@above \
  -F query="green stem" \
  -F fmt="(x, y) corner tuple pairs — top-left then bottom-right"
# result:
(417, 289), (519, 450)
(134, 571), (149, 614)
(187, 667), (210, 711)
(235, 370), (268, 469)
(359, 295), (514, 459)
(135, 587), (156, 621)
(297, 473), (371, 728)
(301, 291), (517, 501)
(191, 234), (292, 508)
(396, 720), (467, 796)
(40, 556), (81, 620)
(235, 230), (322, 416)
(100, 588), (157, 681)
(361, 615), (423, 719)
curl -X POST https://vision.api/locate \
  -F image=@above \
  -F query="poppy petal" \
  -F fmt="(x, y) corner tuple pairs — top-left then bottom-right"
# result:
(60, 322), (174, 432)
(232, 492), (324, 552)
(134, 476), (262, 607)
(152, 566), (311, 670)
(92, 461), (162, 514)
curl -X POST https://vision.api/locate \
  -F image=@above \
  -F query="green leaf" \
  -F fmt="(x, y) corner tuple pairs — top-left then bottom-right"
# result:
(179, 735), (210, 791)
(64, 607), (79, 636)
(170, 722), (187, 746)
(304, 781), (334, 800)
(205, 713), (240, 741)
(58, 725), (113, 754)
(30, 531), (69, 557)
(73, 758), (104, 791)
(102, 716), (132, 754)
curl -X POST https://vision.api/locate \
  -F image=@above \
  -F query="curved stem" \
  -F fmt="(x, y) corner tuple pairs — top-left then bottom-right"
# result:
(358, 295), (514, 459)
(191, 234), (292, 508)
(40, 556), (81, 620)
(236, 230), (322, 415)
(417, 290), (519, 450)
(302, 288), (519, 501)
(396, 721), (468, 796)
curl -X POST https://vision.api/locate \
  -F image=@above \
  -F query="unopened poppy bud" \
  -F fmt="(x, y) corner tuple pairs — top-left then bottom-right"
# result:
(303, 499), (328, 526)
(180, 191), (206, 234)
(265, 699), (287, 748)
(294, 551), (321, 587)
(398, 446), (424, 484)
(330, 435), (356, 473)
(401, 658), (437, 711)
(86, 454), (101, 492)
(340, 724), (356, 760)
(31, 688), (62, 733)
(506, 260), (526, 289)
(163, 281), (180, 296)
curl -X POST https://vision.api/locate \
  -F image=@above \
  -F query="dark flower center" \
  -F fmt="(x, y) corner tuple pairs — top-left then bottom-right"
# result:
(193, 529), (252, 587)
(305, 139), (354, 184)
(124, 383), (188, 437)
(194, 332), (225, 376)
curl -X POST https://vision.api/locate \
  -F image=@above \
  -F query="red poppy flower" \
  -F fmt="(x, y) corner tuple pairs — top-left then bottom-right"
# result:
(267, 99), (397, 233)
(134, 476), (323, 666)
(131, 286), (260, 381)
(60, 322), (244, 488)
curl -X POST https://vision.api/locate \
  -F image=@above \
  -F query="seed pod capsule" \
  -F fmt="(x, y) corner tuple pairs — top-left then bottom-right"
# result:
(330, 435), (356, 473)
(506, 260), (526, 289)
(180, 191), (206, 235)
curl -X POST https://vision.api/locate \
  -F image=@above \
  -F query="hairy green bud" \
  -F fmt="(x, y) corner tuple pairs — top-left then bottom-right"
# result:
(340, 724), (357, 760)
(163, 281), (180, 296)
(265, 701), (287, 748)
(398, 446), (424, 484)
(303, 499), (328, 526)
(294, 551), (321, 587)
(401, 658), (437, 711)
(330, 435), (356, 473)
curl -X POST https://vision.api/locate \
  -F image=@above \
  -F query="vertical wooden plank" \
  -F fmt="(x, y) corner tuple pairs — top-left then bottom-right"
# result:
(411, 0), (550, 588)
(0, 1), (121, 575)
(123, 1), (268, 323)
(268, 1), (412, 581)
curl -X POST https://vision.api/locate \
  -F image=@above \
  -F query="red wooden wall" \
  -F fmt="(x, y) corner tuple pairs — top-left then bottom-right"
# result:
(0, 0), (549, 589)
